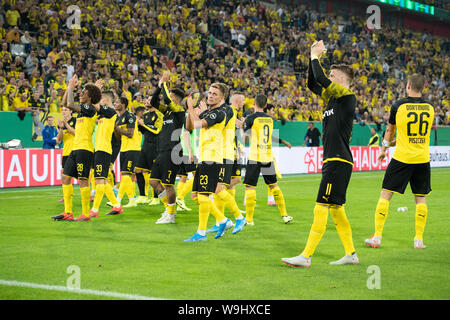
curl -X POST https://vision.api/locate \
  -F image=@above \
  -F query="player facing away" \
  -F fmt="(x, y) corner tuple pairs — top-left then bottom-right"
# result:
(365, 74), (434, 249)
(282, 40), (358, 267)
(114, 97), (142, 208)
(240, 94), (292, 226)
(184, 83), (232, 242)
(149, 72), (186, 224)
(89, 87), (123, 218)
(134, 98), (164, 204)
(52, 75), (101, 221)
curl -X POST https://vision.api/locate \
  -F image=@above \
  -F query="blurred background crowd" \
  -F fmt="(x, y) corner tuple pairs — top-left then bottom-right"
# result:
(0, 0), (449, 132)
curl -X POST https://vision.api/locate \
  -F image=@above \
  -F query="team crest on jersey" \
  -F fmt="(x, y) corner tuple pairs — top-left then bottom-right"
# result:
(129, 118), (134, 123)
(209, 113), (217, 120)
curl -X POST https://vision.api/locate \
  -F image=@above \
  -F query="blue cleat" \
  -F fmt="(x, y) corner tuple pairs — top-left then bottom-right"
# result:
(184, 233), (207, 242)
(214, 219), (231, 239)
(232, 218), (247, 234)
(206, 224), (220, 233)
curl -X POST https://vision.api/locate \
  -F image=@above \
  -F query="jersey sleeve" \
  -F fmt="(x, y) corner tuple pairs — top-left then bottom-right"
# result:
(98, 105), (116, 118)
(388, 101), (401, 125)
(162, 82), (184, 112)
(243, 114), (255, 132)
(79, 104), (97, 117)
(126, 112), (136, 129)
(203, 109), (225, 127)
(307, 59), (323, 96)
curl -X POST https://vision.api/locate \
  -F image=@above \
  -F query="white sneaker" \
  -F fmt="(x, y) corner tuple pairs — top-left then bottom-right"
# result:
(246, 221), (254, 226)
(155, 213), (175, 224)
(329, 253), (359, 265)
(281, 255), (311, 268)
(365, 235), (382, 248)
(176, 198), (191, 211)
(414, 239), (427, 249)
(123, 198), (137, 208)
(156, 209), (168, 223)
(282, 216), (293, 224)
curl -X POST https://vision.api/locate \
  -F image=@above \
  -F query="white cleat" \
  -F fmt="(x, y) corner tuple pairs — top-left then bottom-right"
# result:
(281, 255), (311, 268)
(246, 221), (254, 227)
(225, 219), (234, 230)
(123, 198), (137, 208)
(282, 216), (293, 224)
(176, 198), (191, 211)
(365, 235), (382, 248)
(414, 239), (427, 249)
(135, 196), (150, 204)
(329, 253), (359, 265)
(155, 213), (175, 224)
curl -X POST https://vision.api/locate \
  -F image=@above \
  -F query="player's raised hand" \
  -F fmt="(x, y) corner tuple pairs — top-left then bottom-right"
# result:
(186, 93), (195, 110)
(95, 79), (104, 91)
(198, 99), (207, 113)
(68, 75), (78, 89)
(311, 40), (326, 58)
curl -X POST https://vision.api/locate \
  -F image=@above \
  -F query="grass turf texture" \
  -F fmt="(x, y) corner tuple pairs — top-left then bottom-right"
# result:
(0, 168), (449, 300)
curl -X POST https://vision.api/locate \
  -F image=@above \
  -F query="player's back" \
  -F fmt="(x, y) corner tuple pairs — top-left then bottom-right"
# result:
(73, 104), (97, 152)
(244, 112), (273, 163)
(390, 97), (434, 164)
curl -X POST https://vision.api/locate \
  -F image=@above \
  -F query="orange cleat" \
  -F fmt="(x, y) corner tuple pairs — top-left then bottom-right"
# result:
(52, 212), (74, 221)
(75, 214), (91, 221)
(105, 206), (123, 216)
(89, 210), (99, 218)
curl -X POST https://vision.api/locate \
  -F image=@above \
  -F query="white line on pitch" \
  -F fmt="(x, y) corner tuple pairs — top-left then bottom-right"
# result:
(0, 279), (165, 300)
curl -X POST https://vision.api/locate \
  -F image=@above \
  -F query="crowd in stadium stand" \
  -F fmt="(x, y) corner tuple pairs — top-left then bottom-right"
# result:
(0, 0), (449, 131)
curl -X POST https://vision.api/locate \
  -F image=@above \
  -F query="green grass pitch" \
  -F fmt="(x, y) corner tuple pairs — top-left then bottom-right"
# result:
(0, 168), (449, 300)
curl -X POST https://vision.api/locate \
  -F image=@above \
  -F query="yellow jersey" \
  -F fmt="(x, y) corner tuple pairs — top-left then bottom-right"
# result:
(244, 112), (274, 163)
(73, 104), (97, 152)
(198, 107), (226, 163)
(117, 110), (142, 152)
(94, 105), (117, 154)
(389, 97), (434, 164)
(221, 105), (237, 162)
(62, 117), (76, 156)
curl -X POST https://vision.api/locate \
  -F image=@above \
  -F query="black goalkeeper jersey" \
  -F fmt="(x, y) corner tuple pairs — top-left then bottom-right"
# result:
(308, 59), (356, 165)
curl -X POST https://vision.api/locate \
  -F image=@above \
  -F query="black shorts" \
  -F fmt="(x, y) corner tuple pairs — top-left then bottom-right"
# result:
(120, 150), (140, 174)
(63, 149), (94, 180)
(316, 161), (353, 206)
(93, 151), (112, 179)
(150, 150), (180, 185)
(218, 161), (233, 186)
(382, 158), (431, 196)
(62, 156), (68, 169)
(231, 160), (242, 178)
(135, 143), (157, 172)
(192, 162), (221, 193)
(243, 160), (277, 187)
(111, 143), (121, 166)
(178, 156), (197, 176)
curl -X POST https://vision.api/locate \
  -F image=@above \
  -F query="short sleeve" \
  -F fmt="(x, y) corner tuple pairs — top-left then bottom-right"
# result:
(99, 105), (116, 118)
(389, 101), (400, 125)
(204, 109), (225, 127)
(126, 112), (136, 128)
(79, 104), (96, 117)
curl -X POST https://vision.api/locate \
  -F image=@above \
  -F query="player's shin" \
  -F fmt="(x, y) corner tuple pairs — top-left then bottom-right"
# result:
(271, 186), (287, 217)
(198, 194), (212, 234)
(244, 189), (257, 223)
(301, 204), (329, 257)
(217, 189), (241, 219)
(92, 183), (105, 211)
(415, 203), (428, 241)
(62, 183), (73, 213)
(374, 198), (390, 237)
(330, 205), (355, 256)
(104, 183), (120, 206)
(80, 186), (91, 217)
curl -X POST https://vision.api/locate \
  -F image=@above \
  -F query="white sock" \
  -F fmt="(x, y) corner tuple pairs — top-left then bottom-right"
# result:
(219, 218), (228, 224)
(197, 229), (206, 236)
(236, 214), (244, 220)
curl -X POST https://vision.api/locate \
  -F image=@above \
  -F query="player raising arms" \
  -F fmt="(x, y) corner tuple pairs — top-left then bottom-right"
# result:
(282, 40), (358, 267)
(52, 75), (101, 221)
(365, 74), (434, 249)
(89, 84), (123, 217)
(239, 94), (292, 226)
(149, 72), (186, 224)
(184, 83), (232, 242)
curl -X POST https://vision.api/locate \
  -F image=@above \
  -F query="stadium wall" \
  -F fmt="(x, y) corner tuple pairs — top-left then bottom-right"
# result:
(1, 146), (450, 188)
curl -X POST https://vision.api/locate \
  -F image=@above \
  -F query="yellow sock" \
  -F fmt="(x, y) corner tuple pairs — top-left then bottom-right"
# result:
(302, 204), (329, 257)
(168, 203), (176, 215)
(207, 194), (225, 222)
(89, 171), (96, 190)
(271, 186), (287, 217)
(159, 190), (168, 207)
(227, 188), (236, 199)
(80, 186), (91, 217)
(179, 177), (194, 201)
(104, 183), (119, 206)
(213, 193), (225, 221)
(245, 189), (257, 223)
(197, 194), (211, 230)
(330, 205), (355, 256)
(118, 175), (126, 199)
(143, 172), (150, 196)
(107, 170), (114, 187)
(415, 203), (428, 241)
(217, 189), (241, 219)
(192, 195), (199, 205)
(374, 198), (390, 237)
(92, 183), (105, 211)
(126, 175), (136, 199)
(177, 181), (186, 198)
(62, 184), (73, 213)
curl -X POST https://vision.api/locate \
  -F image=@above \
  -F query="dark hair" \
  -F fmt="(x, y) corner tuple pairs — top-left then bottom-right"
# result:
(171, 87), (186, 101)
(135, 106), (146, 114)
(120, 97), (128, 108)
(263, 103), (274, 113)
(330, 64), (355, 83)
(408, 73), (425, 93)
(84, 83), (102, 104)
(255, 94), (267, 108)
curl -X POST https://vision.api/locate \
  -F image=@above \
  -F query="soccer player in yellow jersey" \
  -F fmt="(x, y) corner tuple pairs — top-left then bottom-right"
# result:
(56, 106), (76, 203)
(240, 94), (292, 226)
(282, 40), (358, 267)
(184, 83), (232, 242)
(365, 74), (434, 250)
(52, 75), (101, 221)
(114, 97), (142, 208)
(89, 88), (123, 217)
